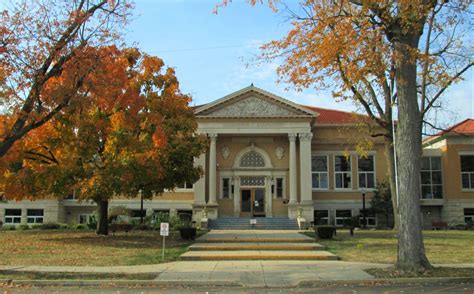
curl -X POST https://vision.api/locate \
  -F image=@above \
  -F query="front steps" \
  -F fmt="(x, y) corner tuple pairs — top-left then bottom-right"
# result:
(180, 230), (339, 261)
(208, 217), (299, 230)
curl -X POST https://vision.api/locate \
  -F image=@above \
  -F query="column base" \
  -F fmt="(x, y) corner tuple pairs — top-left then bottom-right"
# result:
(288, 202), (314, 223)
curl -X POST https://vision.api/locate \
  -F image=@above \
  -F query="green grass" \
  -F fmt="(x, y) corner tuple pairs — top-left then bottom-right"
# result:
(304, 229), (474, 264)
(366, 267), (474, 278)
(0, 230), (203, 266)
(0, 271), (158, 280)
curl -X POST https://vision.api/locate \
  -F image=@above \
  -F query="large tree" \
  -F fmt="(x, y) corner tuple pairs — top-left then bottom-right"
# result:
(0, 0), (132, 158)
(1, 47), (207, 235)
(220, 0), (472, 271)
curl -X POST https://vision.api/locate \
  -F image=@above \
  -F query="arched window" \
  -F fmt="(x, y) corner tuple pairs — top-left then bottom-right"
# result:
(240, 151), (265, 167)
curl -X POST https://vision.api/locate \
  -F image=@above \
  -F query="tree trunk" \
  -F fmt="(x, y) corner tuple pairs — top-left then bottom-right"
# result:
(384, 140), (400, 231)
(96, 200), (109, 235)
(394, 38), (431, 271)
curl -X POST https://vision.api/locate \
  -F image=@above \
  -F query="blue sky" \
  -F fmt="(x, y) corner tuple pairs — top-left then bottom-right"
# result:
(125, 1), (473, 129)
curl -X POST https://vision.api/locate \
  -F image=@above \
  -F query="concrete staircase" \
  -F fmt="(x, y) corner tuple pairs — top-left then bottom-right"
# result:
(208, 217), (299, 230)
(180, 230), (339, 261)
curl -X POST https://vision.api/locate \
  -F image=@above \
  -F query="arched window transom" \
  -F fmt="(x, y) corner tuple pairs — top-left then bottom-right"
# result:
(240, 151), (265, 167)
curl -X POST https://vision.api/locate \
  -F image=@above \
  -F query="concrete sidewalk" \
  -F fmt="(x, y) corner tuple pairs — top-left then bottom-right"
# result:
(0, 261), (390, 287)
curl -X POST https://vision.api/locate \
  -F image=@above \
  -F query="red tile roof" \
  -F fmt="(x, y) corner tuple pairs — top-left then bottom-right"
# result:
(302, 105), (367, 124)
(427, 119), (474, 139)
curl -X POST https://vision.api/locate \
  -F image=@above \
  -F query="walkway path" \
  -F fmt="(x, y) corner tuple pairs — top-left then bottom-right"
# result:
(0, 261), (389, 287)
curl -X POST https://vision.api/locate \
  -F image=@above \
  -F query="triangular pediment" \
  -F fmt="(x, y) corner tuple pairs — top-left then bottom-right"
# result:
(195, 86), (318, 118)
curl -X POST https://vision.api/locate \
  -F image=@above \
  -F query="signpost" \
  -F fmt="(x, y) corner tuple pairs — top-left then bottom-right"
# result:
(250, 219), (257, 229)
(160, 222), (169, 261)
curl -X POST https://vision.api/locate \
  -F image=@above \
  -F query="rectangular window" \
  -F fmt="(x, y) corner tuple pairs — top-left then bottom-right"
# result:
(461, 155), (474, 190)
(130, 209), (146, 222)
(4, 209), (21, 224)
(222, 177), (231, 199)
(360, 210), (377, 227)
(464, 208), (474, 224)
(335, 209), (352, 226)
(312, 155), (328, 189)
(177, 182), (193, 190)
(27, 209), (43, 224)
(314, 210), (329, 225)
(358, 155), (375, 189)
(421, 156), (443, 199)
(335, 155), (352, 189)
(78, 214), (92, 224)
(275, 177), (284, 198)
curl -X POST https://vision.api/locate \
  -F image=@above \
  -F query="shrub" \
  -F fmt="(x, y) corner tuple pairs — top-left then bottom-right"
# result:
(0, 220), (3, 227)
(87, 214), (97, 230)
(39, 223), (61, 230)
(31, 224), (42, 229)
(75, 224), (86, 230)
(108, 206), (131, 223)
(59, 223), (69, 229)
(315, 225), (336, 239)
(18, 224), (30, 230)
(2, 225), (16, 231)
(133, 223), (151, 230)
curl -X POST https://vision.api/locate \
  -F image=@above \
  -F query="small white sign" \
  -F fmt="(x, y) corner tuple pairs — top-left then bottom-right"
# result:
(160, 222), (169, 236)
(250, 219), (257, 225)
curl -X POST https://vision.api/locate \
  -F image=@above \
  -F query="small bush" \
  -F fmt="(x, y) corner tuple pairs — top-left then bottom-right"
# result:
(316, 225), (336, 239)
(59, 223), (69, 229)
(75, 224), (86, 230)
(39, 223), (61, 230)
(18, 224), (30, 230)
(108, 206), (131, 223)
(31, 224), (42, 229)
(133, 223), (151, 230)
(87, 214), (97, 230)
(2, 225), (16, 231)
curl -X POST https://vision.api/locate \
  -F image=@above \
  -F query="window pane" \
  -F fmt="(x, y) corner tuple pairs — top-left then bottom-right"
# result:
(431, 157), (441, 170)
(367, 173), (375, 188)
(471, 174), (474, 189)
(433, 185), (443, 199)
(464, 208), (474, 215)
(312, 156), (327, 172)
(358, 156), (374, 171)
(312, 173), (320, 189)
(223, 178), (229, 198)
(320, 173), (328, 189)
(335, 173), (342, 188)
(315, 210), (329, 218)
(421, 157), (431, 170)
(461, 156), (474, 172)
(185, 182), (193, 189)
(342, 173), (351, 188)
(5, 209), (21, 216)
(336, 210), (352, 217)
(432, 171), (442, 185)
(276, 178), (283, 198)
(27, 209), (43, 216)
(359, 174), (367, 188)
(421, 172), (431, 185)
(462, 173), (470, 189)
(421, 185), (432, 199)
(335, 156), (351, 171)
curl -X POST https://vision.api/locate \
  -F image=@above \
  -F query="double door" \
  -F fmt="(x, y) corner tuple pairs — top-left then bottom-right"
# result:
(241, 188), (265, 217)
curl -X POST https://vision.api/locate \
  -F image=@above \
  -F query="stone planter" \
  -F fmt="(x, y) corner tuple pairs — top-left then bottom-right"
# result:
(315, 226), (336, 239)
(179, 227), (197, 240)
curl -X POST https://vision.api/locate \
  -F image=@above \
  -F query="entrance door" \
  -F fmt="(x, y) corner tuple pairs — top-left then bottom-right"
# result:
(241, 188), (266, 217)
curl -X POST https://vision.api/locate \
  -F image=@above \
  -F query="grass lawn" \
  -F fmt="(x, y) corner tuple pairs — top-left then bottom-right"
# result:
(0, 229), (201, 266)
(304, 230), (474, 264)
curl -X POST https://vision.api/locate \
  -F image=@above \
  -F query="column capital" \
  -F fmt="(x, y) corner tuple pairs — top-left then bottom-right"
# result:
(299, 132), (313, 142)
(208, 133), (218, 142)
(288, 133), (298, 142)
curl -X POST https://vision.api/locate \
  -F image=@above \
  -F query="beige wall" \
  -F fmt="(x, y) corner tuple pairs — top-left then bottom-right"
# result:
(441, 143), (474, 200)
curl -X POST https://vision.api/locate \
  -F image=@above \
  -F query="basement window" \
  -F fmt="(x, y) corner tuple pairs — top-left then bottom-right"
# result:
(4, 209), (21, 224)
(27, 209), (44, 224)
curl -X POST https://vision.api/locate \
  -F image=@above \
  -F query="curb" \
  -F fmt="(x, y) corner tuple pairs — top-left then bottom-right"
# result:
(2, 277), (474, 288)
(0, 279), (243, 287)
(298, 277), (474, 288)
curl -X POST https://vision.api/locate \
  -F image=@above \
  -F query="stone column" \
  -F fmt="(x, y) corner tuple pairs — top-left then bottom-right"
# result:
(265, 176), (273, 217)
(299, 132), (313, 203)
(299, 132), (314, 223)
(233, 176), (240, 217)
(208, 133), (218, 205)
(288, 133), (298, 205)
(193, 153), (206, 206)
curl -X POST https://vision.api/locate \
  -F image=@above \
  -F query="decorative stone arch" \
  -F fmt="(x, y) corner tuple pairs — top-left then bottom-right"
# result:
(233, 145), (273, 169)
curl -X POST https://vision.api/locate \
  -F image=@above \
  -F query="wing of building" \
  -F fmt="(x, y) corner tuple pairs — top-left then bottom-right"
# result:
(1, 86), (473, 229)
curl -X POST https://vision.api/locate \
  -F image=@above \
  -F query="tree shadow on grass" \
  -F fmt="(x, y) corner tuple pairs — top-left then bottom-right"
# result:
(40, 231), (190, 249)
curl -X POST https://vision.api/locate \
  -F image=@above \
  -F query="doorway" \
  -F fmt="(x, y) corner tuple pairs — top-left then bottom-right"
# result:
(240, 188), (265, 217)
